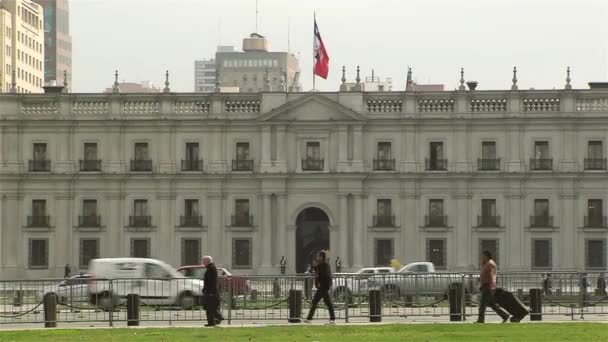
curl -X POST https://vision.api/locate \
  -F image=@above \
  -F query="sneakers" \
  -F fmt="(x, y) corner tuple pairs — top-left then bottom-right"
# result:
(204, 323), (216, 327)
(303, 319), (312, 324)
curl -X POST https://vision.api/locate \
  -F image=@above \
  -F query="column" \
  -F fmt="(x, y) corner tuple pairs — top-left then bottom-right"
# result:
(337, 126), (349, 172)
(559, 194), (577, 270)
(338, 194), (349, 269)
(208, 129), (226, 174)
(352, 195), (364, 269)
(505, 126), (523, 172)
(350, 126), (364, 172)
(275, 126), (287, 172)
(55, 194), (72, 275)
(505, 191), (524, 270)
(260, 126), (273, 172)
(206, 193), (223, 260)
(260, 194), (273, 271)
(277, 194), (287, 266)
(453, 192), (471, 270)
(402, 126), (418, 172)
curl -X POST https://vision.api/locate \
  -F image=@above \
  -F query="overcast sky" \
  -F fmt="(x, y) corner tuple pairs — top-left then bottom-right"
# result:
(71, 0), (608, 93)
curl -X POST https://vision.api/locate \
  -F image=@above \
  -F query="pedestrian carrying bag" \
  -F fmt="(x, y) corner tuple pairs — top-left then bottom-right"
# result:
(494, 288), (529, 321)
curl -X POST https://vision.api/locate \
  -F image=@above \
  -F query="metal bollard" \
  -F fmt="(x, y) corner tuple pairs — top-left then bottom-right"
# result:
(126, 294), (140, 326)
(368, 289), (382, 322)
(448, 283), (463, 322)
(529, 288), (542, 321)
(273, 278), (281, 299)
(13, 290), (23, 306)
(288, 289), (302, 323)
(43, 293), (57, 328)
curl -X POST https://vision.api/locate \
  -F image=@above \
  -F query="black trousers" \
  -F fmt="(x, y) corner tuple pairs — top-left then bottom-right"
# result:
(478, 286), (508, 322)
(204, 294), (222, 325)
(306, 288), (335, 321)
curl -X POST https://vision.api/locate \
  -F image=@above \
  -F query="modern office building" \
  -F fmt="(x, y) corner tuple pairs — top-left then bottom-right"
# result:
(35, 0), (72, 91)
(194, 59), (216, 93)
(216, 33), (301, 92)
(104, 81), (161, 93)
(1, 75), (608, 279)
(0, 0), (44, 93)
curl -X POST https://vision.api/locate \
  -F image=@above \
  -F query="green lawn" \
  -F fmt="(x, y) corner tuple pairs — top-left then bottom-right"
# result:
(0, 323), (606, 342)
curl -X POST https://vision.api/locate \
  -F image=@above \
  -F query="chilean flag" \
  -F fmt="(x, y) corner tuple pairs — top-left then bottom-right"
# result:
(313, 18), (329, 79)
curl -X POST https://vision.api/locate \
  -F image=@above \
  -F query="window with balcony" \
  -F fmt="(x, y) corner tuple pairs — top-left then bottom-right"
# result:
(181, 238), (201, 266)
(130, 199), (151, 227)
(585, 199), (606, 228)
(531, 199), (551, 227)
(182, 142), (202, 171)
(130, 238), (150, 258)
(28, 199), (49, 227)
(232, 199), (252, 226)
(28, 238), (48, 269)
(426, 239), (446, 269)
(180, 199), (202, 227)
(585, 141), (606, 170)
(80, 143), (101, 171)
(233, 142), (253, 171)
(79, 239), (99, 269)
(79, 199), (100, 227)
(131, 143), (152, 171)
(375, 239), (394, 266)
(232, 238), (252, 269)
(479, 141), (499, 170)
(532, 239), (552, 270)
(374, 142), (395, 170)
(479, 199), (499, 227)
(585, 239), (606, 270)
(480, 239), (500, 266)
(426, 199), (447, 227)
(531, 141), (552, 170)
(427, 142), (446, 171)
(374, 199), (395, 227)
(30, 143), (49, 171)
(302, 142), (323, 170)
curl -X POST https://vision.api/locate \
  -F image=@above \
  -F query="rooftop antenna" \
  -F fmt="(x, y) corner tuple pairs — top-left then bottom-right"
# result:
(218, 20), (221, 46)
(287, 16), (291, 54)
(255, 0), (259, 33)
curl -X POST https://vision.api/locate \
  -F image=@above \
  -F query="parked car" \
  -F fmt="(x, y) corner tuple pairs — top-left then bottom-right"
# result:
(332, 267), (395, 301)
(177, 265), (250, 296)
(380, 262), (478, 300)
(88, 258), (205, 310)
(37, 274), (91, 304)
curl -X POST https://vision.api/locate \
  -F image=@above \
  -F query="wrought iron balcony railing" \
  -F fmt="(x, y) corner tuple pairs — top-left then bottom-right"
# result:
(232, 159), (253, 171)
(130, 160), (152, 172)
(27, 215), (50, 227)
(373, 159), (396, 171)
(180, 215), (203, 227)
(426, 158), (448, 171)
(373, 215), (396, 227)
(584, 158), (607, 171)
(477, 158), (500, 171)
(29, 160), (50, 172)
(301, 159), (324, 171)
(424, 215), (448, 227)
(78, 215), (101, 227)
(181, 159), (203, 171)
(530, 158), (553, 171)
(477, 215), (501, 227)
(129, 215), (152, 227)
(530, 215), (553, 227)
(584, 215), (607, 228)
(231, 215), (253, 227)
(79, 160), (102, 172)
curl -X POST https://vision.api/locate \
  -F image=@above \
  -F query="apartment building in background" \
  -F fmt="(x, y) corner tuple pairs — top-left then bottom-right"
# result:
(35, 0), (72, 91)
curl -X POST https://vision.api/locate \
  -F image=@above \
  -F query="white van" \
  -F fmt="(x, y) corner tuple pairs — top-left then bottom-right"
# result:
(88, 258), (204, 310)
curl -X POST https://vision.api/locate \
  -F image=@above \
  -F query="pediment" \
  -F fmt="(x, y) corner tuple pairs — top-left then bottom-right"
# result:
(258, 94), (365, 122)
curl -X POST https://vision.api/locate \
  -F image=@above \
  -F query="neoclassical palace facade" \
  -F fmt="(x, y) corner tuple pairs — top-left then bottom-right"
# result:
(1, 86), (608, 278)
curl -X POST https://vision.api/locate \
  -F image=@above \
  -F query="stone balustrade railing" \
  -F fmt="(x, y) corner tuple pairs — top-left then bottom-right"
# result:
(2, 90), (608, 119)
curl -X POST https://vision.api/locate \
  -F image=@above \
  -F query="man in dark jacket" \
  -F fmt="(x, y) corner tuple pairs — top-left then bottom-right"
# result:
(202, 255), (223, 326)
(304, 250), (335, 324)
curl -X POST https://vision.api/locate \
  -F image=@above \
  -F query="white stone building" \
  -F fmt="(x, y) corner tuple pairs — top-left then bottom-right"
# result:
(1, 80), (608, 279)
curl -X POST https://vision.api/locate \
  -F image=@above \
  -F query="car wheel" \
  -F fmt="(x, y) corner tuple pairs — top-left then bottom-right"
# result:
(178, 292), (195, 310)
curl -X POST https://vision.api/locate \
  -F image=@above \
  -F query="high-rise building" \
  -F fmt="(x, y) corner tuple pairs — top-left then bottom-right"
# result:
(35, 0), (71, 91)
(104, 81), (161, 94)
(194, 59), (216, 93)
(216, 33), (301, 92)
(0, 0), (45, 93)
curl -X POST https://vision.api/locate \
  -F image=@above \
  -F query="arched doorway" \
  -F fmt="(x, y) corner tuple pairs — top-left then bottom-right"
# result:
(295, 207), (330, 273)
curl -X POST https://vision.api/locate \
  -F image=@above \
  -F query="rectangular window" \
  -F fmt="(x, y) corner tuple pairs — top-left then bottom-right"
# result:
(430, 142), (444, 160)
(185, 142), (199, 161)
(236, 142), (250, 160)
(84, 143), (98, 160)
(375, 239), (394, 266)
(480, 199), (497, 226)
(588, 141), (603, 158)
(480, 239), (500, 267)
(429, 199), (444, 216)
(534, 141), (549, 159)
(134, 199), (148, 217)
(181, 239), (201, 266)
(534, 199), (549, 217)
(185, 199), (199, 217)
(83, 199), (97, 216)
(306, 142), (320, 160)
(32, 199), (46, 216)
(232, 239), (252, 269)
(377, 199), (392, 216)
(586, 239), (606, 270)
(377, 142), (391, 159)
(235, 199), (250, 217)
(532, 239), (552, 270)
(130, 239), (150, 258)
(134, 143), (149, 160)
(28, 239), (48, 269)
(588, 199), (603, 224)
(427, 239), (446, 269)
(481, 141), (496, 159)
(33, 143), (47, 160)
(80, 239), (99, 269)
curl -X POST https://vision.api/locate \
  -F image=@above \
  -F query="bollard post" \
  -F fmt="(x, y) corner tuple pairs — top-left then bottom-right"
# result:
(529, 288), (542, 321)
(368, 289), (382, 322)
(13, 290), (23, 306)
(43, 293), (57, 328)
(126, 293), (140, 326)
(288, 289), (302, 323)
(448, 283), (463, 322)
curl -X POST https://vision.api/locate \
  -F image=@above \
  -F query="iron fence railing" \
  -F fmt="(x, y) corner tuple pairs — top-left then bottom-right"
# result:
(79, 160), (102, 172)
(0, 272), (605, 326)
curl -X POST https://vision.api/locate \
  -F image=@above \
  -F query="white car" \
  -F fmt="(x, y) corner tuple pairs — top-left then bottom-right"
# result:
(37, 274), (91, 304)
(88, 258), (205, 310)
(332, 267), (395, 301)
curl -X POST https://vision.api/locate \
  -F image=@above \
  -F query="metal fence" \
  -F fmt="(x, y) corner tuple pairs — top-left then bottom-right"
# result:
(0, 271), (606, 327)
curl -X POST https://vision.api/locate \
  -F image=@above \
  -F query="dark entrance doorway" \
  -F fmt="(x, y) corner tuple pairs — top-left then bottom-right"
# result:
(295, 207), (330, 273)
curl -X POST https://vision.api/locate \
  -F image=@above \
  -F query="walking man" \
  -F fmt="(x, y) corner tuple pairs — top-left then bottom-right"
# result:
(202, 255), (223, 326)
(304, 250), (335, 324)
(64, 264), (71, 278)
(476, 251), (509, 323)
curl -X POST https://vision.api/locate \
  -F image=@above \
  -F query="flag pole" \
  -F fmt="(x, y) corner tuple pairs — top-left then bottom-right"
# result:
(312, 11), (316, 92)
